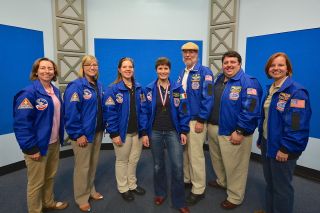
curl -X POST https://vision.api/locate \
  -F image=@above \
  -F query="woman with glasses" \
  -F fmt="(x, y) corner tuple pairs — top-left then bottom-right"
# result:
(13, 57), (68, 213)
(64, 55), (104, 212)
(103, 57), (148, 202)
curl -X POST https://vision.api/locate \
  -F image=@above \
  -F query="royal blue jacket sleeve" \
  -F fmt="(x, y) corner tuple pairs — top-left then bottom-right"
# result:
(177, 87), (190, 134)
(198, 67), (214, 122)
(103, 86), (120, 138)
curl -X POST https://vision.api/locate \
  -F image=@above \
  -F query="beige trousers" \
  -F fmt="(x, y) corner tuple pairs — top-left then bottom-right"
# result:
(183, 120), (207, 194)
(208, 124), (252, 204)
(24, 142), (60, 213)
(72, 131), (103, 205)
(113, 133), (143, 193)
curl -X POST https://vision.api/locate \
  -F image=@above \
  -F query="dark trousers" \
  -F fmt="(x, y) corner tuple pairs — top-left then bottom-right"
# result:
(150, 130), (185, 208)
(261, 137), (297, 213)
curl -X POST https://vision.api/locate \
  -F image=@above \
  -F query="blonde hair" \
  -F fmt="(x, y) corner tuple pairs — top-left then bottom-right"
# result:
(29, 57), (58, 81)
(79, 55), (99, 80)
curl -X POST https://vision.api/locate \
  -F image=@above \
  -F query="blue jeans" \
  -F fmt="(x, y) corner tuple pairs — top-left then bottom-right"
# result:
(150, 130), (185, 208)
(261, 137), (297, 213)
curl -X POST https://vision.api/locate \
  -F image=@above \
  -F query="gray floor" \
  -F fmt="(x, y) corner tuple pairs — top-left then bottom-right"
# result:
(0, 150), (319, 213)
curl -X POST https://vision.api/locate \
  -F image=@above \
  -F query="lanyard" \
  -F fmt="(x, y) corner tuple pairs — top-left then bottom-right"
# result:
(158, 83), (169, 112)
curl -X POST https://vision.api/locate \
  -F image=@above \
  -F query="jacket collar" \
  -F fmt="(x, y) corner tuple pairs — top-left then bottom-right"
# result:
(147, 78), (180, 91)
(266, 77), (293, 93)
(33, 80), (58, 96)
(117, 80), (141, 91)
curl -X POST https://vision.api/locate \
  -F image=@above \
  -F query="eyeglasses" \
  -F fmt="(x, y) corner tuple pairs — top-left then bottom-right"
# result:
(39, 66), (54, 71)
(83, 64), (99, 68)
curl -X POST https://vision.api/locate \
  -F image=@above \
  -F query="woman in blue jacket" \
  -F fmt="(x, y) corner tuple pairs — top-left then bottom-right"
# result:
(13, 58), (68, 213)
(103, 57), (148, 202)
(257, 52), (312, 213)
(142, 57), (190, 213)
(64, 55), (104, 212)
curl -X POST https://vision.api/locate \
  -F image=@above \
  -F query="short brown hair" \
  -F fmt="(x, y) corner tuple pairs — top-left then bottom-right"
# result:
(155, 57), (171, 69)
(265, 52), (293, 79)
(29, 57), (58, 81)
(79, 55), (99, 80)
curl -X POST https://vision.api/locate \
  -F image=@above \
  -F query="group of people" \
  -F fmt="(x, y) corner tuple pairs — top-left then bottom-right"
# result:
(13, 41), (312, 213)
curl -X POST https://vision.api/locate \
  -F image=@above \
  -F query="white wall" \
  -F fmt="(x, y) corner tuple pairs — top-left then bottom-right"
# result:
(86, 0), (210, 64)
(0, 0), (55, 167)
(238, 0), (320, 170)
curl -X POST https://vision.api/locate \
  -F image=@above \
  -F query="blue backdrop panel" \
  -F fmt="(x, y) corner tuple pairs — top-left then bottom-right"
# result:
(0, 24), (44, 135)
(245, 28), (320, 138)
(94, 38), (202, 87)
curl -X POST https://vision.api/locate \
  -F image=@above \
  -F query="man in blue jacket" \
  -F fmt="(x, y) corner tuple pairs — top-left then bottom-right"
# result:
(207, 51), (262, 209)
(177, 42), (214, 205)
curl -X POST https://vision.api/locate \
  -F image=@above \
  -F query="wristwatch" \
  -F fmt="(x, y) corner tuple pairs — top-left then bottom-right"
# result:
(235, 129), (244, 135)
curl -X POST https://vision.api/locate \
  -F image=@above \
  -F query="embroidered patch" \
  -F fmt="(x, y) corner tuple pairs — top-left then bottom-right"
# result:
(279, 92), (291, 101)
(229, 86), (241, 100)
(191, 74), (200, 82)
(173, 92), (180, 98)
(140, 93), (146, 102)
(192, 82), (200, 90)
(70, 92), (80, 102)
(174, 98), (180, 107)
(105, 96), (115, 105)
(116, 93), (123, 103)
(18, 98), (34, 109)
(35, 98), (48, 111)
(180, 93), (187, 99)
(205, 75), (213, 81)
(177, 76), (181, 83)
(290, 99), (305, 108)
(276, 100), (286, 112)
(247, 88), (257, 95)
(83, 89), (92, 100)
(147, 91), (152, 101)
(230, 86), (242, 93)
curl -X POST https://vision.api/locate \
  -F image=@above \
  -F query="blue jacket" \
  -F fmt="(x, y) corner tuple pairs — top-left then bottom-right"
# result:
(13, 80), (64, 156)
(177, 62), (214, 122)
(257, 77), (312, 158)
(216, 69), (262, 135)
(103, 80), (146, 142)
(142, 79), (190, 137)
(63, 77), (104, 142)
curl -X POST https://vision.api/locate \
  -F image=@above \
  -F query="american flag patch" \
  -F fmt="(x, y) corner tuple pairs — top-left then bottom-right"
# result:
(290, 99), (305, 108)
(205, 75), (213, 81)
(247, 88), (257, 95)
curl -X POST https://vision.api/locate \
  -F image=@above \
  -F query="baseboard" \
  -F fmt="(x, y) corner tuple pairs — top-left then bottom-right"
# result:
(1, 144), (319, 182)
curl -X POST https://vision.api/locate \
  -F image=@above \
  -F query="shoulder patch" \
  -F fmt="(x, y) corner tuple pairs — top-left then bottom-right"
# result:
(290, 99), (305, 108)
(180, 93), (187, 99)
(140, 93), (146, 102)
(173, 92), (180, 98)
(247, 88), (257, 95)
(18, 98), (34, 109)
(70, 92), (80, 102)
(105, 96), (115, 105)
(205, 75), (213, 81)
(147, 91), (152, 101)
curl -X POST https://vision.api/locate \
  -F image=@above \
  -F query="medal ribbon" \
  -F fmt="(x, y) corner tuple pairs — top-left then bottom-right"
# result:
(158, 82), (169, 108)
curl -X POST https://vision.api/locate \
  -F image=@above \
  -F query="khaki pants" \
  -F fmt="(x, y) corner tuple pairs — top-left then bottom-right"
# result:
(25, 142), (60, 213)
(113, 133), (143, 193)
(183, 120), (207, 194)
(208, 124), (252, 204)
(72, 131), (103, 205)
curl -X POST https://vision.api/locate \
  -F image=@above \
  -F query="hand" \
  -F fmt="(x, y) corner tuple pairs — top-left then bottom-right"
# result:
(195, 121), (204, 133)
(276, 150), (288, 162)
(112, 136), (123, 146)
(77, 135), (88, 147)
(180, 134), (187, 145)
(30, 152), (41, 161)
(257, 144), (261, 150)
(142, 135), (150, 147)
(229, 131), (244, 145)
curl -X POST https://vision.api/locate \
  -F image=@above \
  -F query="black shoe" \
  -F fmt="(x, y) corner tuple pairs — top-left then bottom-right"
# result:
(121, 191), (134, 201)
(186, 192), (205, 206)
(130, 186), (146, 195)
(184, 182), (192, 188)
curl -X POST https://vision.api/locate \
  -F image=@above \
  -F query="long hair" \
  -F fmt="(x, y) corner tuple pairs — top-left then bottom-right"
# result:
(113, 57), (135, 84)
(29, 57), (58, 81)
(79, 55), (99, 80)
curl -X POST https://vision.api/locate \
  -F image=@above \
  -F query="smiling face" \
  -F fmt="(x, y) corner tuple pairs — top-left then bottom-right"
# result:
(83, 59), (98, 80)
(222, 56), (241, 78)
(118, 59), (134, 81)
(267, 56), (288, 82)
(37, 60), (55, 83)
(156, 64), (170, 81)
(182, 50), (198, 69)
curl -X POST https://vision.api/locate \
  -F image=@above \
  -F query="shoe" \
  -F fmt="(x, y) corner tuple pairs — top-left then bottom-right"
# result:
(43, 201), (69, 211)
(79, 203), (91, 212)
(130, 186), (146, 195)
(186, 192), (205, 206)
(154, 196), (165, 205)
(90, 192), (104, 200)
(179, 207), (190, 213)
(220, 199), (239, 209)
(208, 180), (225, 189)
(121, 190), (134, 201)
(184, 182), (192, 188)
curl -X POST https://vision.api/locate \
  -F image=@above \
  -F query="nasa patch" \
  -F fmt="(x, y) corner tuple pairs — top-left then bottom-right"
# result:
(83, 89), (92, 100)
(116, 93), (123, 103)
(35, 98), (48, 111)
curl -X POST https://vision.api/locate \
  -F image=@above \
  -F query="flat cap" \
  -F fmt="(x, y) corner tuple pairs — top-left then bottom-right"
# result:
(181, 42), (199, 51)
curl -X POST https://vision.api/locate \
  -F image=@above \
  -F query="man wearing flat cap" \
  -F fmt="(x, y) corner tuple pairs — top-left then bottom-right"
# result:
(177, 42), (214, 205)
